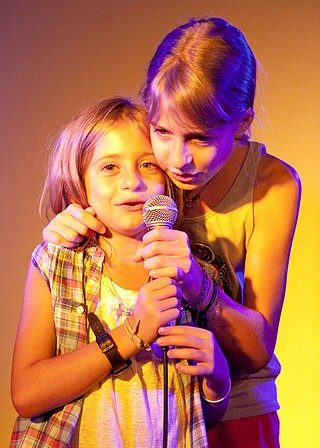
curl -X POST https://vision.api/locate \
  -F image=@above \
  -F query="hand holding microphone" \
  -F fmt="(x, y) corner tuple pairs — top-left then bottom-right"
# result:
(130, 195), (181, 343)
(134, 195), (204, 304)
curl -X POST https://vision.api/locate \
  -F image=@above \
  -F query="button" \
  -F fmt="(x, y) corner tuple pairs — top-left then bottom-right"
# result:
(76, 305), (85, 315)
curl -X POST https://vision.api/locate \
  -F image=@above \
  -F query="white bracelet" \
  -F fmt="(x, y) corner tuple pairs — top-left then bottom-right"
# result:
(200, 377), (231, 404)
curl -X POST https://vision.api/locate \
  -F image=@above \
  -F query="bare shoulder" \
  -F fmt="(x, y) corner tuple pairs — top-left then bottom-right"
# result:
(256, 152), (301, 199)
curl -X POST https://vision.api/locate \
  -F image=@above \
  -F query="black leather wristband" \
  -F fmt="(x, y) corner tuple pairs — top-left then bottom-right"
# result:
(88, 312), (131, 375)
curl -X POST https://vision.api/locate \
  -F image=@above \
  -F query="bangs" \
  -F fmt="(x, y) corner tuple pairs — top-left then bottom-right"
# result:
(146, 67), (231, 130)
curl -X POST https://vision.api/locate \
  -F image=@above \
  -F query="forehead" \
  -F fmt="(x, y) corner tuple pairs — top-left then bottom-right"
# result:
(152, 103), (204, 133)
(92, 122), (153, 156)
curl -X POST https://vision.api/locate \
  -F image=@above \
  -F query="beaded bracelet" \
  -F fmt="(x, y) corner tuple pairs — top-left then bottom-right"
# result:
(199, 278), (218, 315)
(183, 264), (211, 310)
(124, 318), (151, 351)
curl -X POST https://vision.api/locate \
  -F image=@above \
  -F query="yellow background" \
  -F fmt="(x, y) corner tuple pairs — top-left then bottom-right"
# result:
(1, 1), (319, 446)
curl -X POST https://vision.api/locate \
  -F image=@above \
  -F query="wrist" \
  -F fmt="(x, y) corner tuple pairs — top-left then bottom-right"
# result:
(201, 376), (231, 404)
(88, 312), (132, 375)
(124, 316), (152, 351)
(182, 265), (218, 314)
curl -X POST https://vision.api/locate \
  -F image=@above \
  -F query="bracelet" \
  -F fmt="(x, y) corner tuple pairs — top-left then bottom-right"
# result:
(199, 279), (218, 315)
(124, 318), (151, 351)
(184, 265), (212, 311)
(200, 377), (231, 404)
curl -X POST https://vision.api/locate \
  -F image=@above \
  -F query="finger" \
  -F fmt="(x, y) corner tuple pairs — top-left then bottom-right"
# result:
(174, 362), (209, 377)
(56, 217), (94, 238)
(68, 204), (105, 233)
(141, 242), (189, 261)
(42, 230), (80, 248)
(145, 276), (181, 292)
(132, 246), (143, 263)
(160, 308), (181, 325)
(157, 296), (181, 312)
(156, 334), (206, 351)
(149, 266), (181, 280)
(142, 228), (185, 244)
(167, 347), (209, 363)
(84, 206), (96, 216)
(158, 325), (208, 338)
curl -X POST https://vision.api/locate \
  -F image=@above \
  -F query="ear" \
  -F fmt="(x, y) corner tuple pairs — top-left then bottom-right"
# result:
(234, 108), (254, 140)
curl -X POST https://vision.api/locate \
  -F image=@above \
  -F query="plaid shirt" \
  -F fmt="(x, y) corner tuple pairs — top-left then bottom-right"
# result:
(10, 241), (208, 447)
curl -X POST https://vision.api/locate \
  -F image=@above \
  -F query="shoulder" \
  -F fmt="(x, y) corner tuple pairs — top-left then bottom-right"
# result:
(32, 241), (80, 263)
(256, 152), (301, 199)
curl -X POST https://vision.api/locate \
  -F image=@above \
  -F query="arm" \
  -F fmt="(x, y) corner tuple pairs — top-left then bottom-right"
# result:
(156, 325), (230, 421)
(42, 205), (105, 247)
(209, 155), (301, 371)
(134, 156), (301, 372)
(11, 264), (180, 418)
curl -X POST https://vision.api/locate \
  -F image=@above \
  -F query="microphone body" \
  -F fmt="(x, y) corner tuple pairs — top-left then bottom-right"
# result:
(142, 195), (178, 231)
(142, 194), (179, 329)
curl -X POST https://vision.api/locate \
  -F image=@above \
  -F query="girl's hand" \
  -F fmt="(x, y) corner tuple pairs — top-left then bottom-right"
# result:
(42, 204), (106, 247)
(133, 228), (203, 302)
(156, 325), (230, 401)
(132, 276), (182, 345)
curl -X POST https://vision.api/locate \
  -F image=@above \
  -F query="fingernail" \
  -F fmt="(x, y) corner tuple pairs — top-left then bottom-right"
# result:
(158, 327), (165, 334)
(99, 226), (106, 233)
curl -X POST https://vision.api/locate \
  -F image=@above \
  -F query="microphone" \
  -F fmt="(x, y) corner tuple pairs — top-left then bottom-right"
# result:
(142, 195), (179, 446)
(142, 195), (178, 230)
(142, 194), (179, 327)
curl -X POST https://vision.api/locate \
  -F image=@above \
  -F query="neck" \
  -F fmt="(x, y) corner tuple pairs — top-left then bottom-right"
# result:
(99, 232), (144, 263)
(99, 233), (148, 290)
(184, 141), (249, 216)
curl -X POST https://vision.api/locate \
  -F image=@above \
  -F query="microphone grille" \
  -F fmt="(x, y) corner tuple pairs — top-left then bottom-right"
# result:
(142, 195), (178, 229)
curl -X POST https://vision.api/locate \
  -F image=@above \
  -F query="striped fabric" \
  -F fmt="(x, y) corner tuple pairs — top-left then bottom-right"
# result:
(10, 241), (208, 447)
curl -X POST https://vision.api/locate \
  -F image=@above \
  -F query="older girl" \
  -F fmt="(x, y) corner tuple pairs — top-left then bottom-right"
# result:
(42, 18), (301, 447)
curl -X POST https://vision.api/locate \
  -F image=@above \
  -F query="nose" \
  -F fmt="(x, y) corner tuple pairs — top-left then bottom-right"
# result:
(170, 139), (193, 171)
(120, 168), (144, 191)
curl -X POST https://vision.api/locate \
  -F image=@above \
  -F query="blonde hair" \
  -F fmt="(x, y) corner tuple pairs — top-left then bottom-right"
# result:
(141, 17), (256, 130)
(40, 97), (150, 220)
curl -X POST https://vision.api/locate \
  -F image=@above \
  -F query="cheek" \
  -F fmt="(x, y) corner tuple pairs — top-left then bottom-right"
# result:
(85, 178), (110, 210)
(150, 137), (167, 169)
(149, 173), (167, 196)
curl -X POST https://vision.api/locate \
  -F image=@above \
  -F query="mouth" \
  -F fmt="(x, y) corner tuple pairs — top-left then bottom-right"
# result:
(117, 201), (145, 211)
(169, 172), (198, 184)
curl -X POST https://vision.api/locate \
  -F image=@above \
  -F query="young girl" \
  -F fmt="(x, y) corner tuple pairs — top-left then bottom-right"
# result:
(42, 18), (301, 448)
(10, 97), (230, 447)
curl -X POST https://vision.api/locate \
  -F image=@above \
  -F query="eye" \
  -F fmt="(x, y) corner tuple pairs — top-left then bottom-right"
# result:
(101, 164), (119, 173)
(103, 164), (115, 170)
(140, 161), (161, 172)
(189, 134), (212, 146)
(152, 126), (171, 137)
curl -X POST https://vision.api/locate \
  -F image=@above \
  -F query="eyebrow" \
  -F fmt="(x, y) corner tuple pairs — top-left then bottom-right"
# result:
(151, 122), (210, 139)
(91, 152), (156, 165)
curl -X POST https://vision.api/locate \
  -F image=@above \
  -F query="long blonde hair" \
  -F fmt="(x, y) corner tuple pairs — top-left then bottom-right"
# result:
(141, 17), (256, 130)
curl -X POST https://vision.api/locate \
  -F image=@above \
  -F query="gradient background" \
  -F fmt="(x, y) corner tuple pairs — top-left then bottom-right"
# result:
(1, 1), (319, 446)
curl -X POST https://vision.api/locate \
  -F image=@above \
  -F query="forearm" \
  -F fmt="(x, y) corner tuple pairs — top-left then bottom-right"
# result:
(12, 325), (138, 418)
(206, 287), (273, 373)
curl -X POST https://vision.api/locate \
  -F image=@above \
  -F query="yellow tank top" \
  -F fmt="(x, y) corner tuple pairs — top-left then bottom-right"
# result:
(183, 142), (281, 420)
(183, 141), (266, 303)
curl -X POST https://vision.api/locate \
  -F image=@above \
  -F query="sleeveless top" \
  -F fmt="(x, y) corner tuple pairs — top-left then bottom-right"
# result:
(72, 275), (190, 447)
(10, 242), (208, 447)
(182, 142), (281, 420)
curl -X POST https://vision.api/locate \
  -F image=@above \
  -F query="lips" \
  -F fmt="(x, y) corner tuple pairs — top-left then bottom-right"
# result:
(170, 172), (197, 184)
(117, 201), (145, 211)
